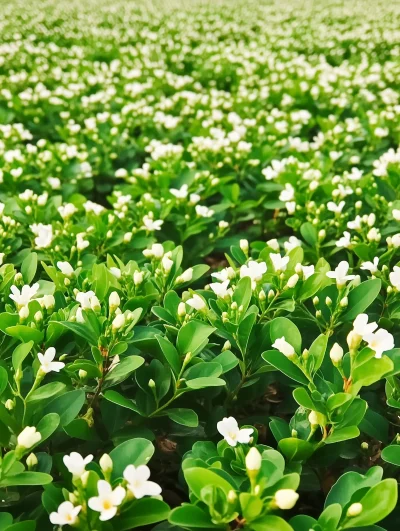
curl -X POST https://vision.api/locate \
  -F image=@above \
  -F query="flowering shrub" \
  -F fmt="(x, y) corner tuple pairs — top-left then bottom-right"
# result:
(1, 0), (400, 529)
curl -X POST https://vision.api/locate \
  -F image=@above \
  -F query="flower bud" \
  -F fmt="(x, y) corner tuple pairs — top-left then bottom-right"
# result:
(112, 313), (125, 331)
(26, 453), (38, 469)
(361, 442), (369, 450)
(222, 340), (231, 352)
(240, 239), (249, 253)
(43, 294), (55, 309)
(330, 343), (343, 364)
(259, 289), (266, 301)
(133, 270), (144, 286)
(34, 311), (43, 322)
(313, 297), (319, 306)
(246, 447), (262, 473)
(99, 453), (113, 473)
(178, 302), (186, 317)
(318, 229), (326, 241)
(227, 490), (237, 503)
(325, 296), (332, 306)
(90, 295), (101, 312)
(231, 301), (238, 310)
(274, 489), (299, 510)
(5, 399), (15, 410)
(286, 274), (299, 289)
(347, 503), (363, 517)
(19, 305), (29, 320)
(347, 330), (361, 351)
(78, 369), (87, 380)
(339, 296), (348, 307)
(109, 291), (120, 310)
(268, 289), (275, 300)
(123, 232), (132, 243)
(148, 379), (156, 389)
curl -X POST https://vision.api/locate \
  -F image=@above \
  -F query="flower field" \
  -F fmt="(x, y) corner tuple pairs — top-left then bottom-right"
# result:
(1, 0), (400, 529)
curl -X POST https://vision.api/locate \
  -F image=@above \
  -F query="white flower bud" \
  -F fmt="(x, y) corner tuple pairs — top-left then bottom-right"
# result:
(99, 453), (113, 473)
(286, 274), (299, 288)
(112, 313), (125, 331)
(274, 489), (299, 510)
(246, 447), (262, 471)
(26, 453), (38, 469)
(347, 503), (363, 517)
(240, 239), (249, 253)
(339, 296), (348, 307)
(90, 295), (101, 312)
(330, 343), (343, 364)
(34, 311), (43, 322)
(178, 302), (186, 317)
(19, 306), (29, 320)
(123, 232), (132, 243)
(222, 340), (231, 351)
(109, 291), (120, 309)
(133, 270), (144, 285)
(78, 369), (87, 380)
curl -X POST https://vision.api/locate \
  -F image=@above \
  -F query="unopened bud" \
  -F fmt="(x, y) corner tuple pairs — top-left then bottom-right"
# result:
(26, 453), (38, 469)
(313, 296), (319, 306)
(268, 289), (275, 300)
(240, 239), (249, 253)
(19, 306), (29, 320)
(340, 296), (348, 307)
(330, 343), (343, 364)
(325, 296), (332, 306)
(259, 289), (266, 301)
(347, 503), (363, 517)
(178, 302), (186, 317)
(78, 370), (87, 380)
(222, 340), (231, 352)
(99, 453), (113, 473)
(246, 447), (262, 473)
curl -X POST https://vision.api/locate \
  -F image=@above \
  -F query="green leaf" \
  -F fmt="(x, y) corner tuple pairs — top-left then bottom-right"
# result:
(0, 472), (52, 487)
(103, 356), (144, 388)
(341, 479), (398, 528)
(232, 276), (252, 314)
(44, 390), (85, 427)
(156, 335), (181, 376)
(50, 320), (99, 346)
(262, 350), (308, 385)
(118, 498), (170, 530)
(110, 438), (154, 480)
(103, 390), (141, 413)
(342, 279), (382, 321)
(351, 355), (393, 394)
(251, 515), (294, 531)
(186, 377), (226, 389)
(161, 408), (198, 427)
(26, 382), (66, 403)
(325, 426), (359, 444)
(12, 341), (34, 372)
(5, 325), (43, 343)
(169, 505), (220, 528)
(214, 351), (239, 373)
(177, 320), (215, 356)
(4, 522), (36, 531)
(278, 438), (315, 462)
(0, 366), (8, 397)
(21, 252), (38, 284)
(184, 467), (233, 499)
(381, 445), (400, 466)
(308, 333), (328, 373)
(325, 467), (383, 507)
(270, 317), (302, 353)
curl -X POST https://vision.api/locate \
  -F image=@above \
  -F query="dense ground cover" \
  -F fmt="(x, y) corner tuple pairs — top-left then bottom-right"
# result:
(1, 0), (400, 529)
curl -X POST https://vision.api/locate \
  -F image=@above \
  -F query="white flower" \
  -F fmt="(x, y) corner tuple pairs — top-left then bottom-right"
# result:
(83, 200), (104, 215)
(240, 260), (267, 284)
(300, 264), (314, 279)
(286, 201), (296, 214)
(360, 257), (379, 274)
(389, 266), (400, 290)
(392, 209), (400, 221)
(336, 231), (352, 248)
(76, 233), (89, 251)
(272, 336), (296, 358)
(30, 223), (53, 249)
(327, 200), (345, 214)
(50, 501), (82, 527)
(143, 243), (164, 259)
(353, 314), (378, 338)
(76, 290), (96, 309)
(212, 267), (235, 281)
(270, 253), (289, 273)
(210, 280), (231, 298)
(170, 184), (188, 198)
(38, 347), (65, 374)
(58, 203), (78, 220)
(279, 183), (295, 202)
(364, 329), (394, 358)
(57, 261), (74, 277)
(17, 426), (41, 449)
(267, 239), (280, 251)
(195, 205), (214, 218)
(189, 193), (200, 204)
(142, 215), (163, 231)
(274, 489), (299, 510)
(88, 480), (126, 521)
(348, 216), (362, 230)
(326, 261), (355, 287)
(217, 417), (254, 447)
(63, 452), (93, 477)
(10, 283), (39, 307)
(284, 236), (301, 253)
(186, 294), (206, 311)
(123, 465), (162, 499)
